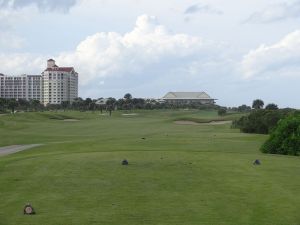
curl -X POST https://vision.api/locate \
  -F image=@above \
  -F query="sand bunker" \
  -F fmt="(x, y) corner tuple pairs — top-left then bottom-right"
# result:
(175, 121), (200, 125)
(174, 120), (232, 125)
(63, 119), (80, 122)
(0, 144), (43, 156)
(209, 121), (232, 125)
(122, 113), (138, 116)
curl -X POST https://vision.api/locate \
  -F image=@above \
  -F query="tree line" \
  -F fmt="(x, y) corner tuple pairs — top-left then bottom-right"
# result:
(232, 99), (295, 134)
(0, 98), (44, 113)
(0, 93), (219, 114)
(231, 99), (299, 156)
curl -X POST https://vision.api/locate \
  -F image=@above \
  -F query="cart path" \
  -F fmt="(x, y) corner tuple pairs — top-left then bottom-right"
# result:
(0, 144), (43, 156)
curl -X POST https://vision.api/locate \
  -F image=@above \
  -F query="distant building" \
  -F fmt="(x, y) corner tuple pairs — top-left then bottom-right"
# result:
(95, 98), (109, 105)
(0, 73), (42, 101)
(144, 98), (166, 104)
(0, 59), (78, 105)
(42, 59), (78, 105)
(162, 92), (216, 105)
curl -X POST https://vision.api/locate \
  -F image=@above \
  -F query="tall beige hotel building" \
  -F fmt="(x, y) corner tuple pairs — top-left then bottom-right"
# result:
(0, 59), (78, 105)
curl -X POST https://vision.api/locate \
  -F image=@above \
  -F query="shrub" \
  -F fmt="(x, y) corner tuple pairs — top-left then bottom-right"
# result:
(218, 108), (227, 116)
(233, 109), (295, 134)
(261, 115), (300, 155)
(265, 103), (279, 110)
(237, 104), (251, 112)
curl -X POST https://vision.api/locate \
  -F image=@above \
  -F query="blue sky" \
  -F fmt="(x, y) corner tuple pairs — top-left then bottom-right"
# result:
(0, 0), (300, 108)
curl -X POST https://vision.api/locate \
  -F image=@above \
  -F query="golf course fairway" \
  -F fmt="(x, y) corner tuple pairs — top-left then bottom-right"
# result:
(0, 110), (299, 225)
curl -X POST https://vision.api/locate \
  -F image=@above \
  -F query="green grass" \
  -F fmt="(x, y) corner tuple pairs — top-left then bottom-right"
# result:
(0, 109), (299, 225)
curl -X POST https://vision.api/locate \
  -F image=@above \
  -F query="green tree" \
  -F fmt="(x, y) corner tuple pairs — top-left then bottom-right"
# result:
(123, 93), (133, 110)
(106, 98), (116, 116)
(233, 109), (294, 134)
(0, 98), (7, 112)
(61, 101), (70, 111)
(252, 99), (264, 109)
(18, 99), (30, 111)
(237, 104), (251, 112)
(8, 99), (18, 113)
(132, 98), (145, 109)
(265, 103), (279, 110)
(84, 98), (93, 110)
(90, 100), (96, 112)
(30, 99), (42, 111)
(72, 97), (84, 111)
(218, 108), (227, 116)
(261, 115), (300, 155)
(124, 93), (132, 100)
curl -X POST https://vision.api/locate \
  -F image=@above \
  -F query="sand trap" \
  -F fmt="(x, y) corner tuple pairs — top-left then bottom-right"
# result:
(63, 119), (80, 122)
(175, 121), (200, 125)
(175, 120), (232, 125)
(99, 113), (109, 116)
(0, 144), (43, 156)
(209, 121), (232, 125)
(122, 113), (138, 116)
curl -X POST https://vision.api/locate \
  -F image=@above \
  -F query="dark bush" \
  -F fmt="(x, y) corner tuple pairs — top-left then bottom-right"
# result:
(233, 109), (296, 134)
(218, 108), (227, 116)
(237, 104), (251, 112)
(265, 103), (279, 110)
(261, 115), (300, 155)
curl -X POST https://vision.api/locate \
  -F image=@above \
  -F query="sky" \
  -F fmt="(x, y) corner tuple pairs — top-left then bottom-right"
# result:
(0, 0), (300, 108)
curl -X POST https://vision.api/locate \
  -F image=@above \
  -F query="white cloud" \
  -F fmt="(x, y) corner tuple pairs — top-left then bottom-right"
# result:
(0, 0), (78, 13)
(56, 15), (223, 85)
(0, 6), (39, 50)
(241, 30), (300, 79)
(245, 1), (300, 23)
(0, 14), (229, 97)
(0, 53), (45, 75)
(184, 3), (223, 15)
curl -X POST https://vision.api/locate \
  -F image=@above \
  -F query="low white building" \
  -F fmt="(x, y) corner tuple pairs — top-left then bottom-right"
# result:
(162, 92), (216, 105)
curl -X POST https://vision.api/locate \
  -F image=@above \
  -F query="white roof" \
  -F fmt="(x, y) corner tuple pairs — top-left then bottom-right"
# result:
(95, 98), (109, 105)
(162, 92), (214, 100)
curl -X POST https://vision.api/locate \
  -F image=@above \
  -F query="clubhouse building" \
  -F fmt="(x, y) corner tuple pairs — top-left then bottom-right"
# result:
(162, 92), (216, 105)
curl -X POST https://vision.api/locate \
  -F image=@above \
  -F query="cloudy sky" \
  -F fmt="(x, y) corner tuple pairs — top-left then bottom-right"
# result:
(0, 0), (300, 107)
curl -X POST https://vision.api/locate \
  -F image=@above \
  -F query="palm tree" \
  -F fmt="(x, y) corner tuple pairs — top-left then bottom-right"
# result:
(72, 97), (84, 111)
(8, 99), (18, 113)
(30, 99), (42, 111)
(124, 93), (132, 100)
(17, 99), (29, 111)
(106, 98), (116, 116)
(252, 99), (264, 109)
(61, 101), (70, 111)
(0, 98), (6, 112)
(84, 98), (93, 111)
(123, 93), (133, 110)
